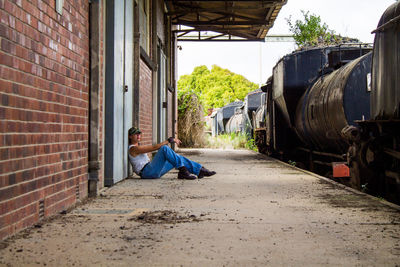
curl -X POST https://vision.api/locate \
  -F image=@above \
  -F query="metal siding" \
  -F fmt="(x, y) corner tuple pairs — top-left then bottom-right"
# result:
(247, 90), (263, 112)
(273, 49), (327, 128)
(371, 2), (400, 120)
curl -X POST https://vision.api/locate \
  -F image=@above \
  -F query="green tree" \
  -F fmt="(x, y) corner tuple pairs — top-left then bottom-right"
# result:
(286, 10), (342, 47)
(178, 65), (258, 111)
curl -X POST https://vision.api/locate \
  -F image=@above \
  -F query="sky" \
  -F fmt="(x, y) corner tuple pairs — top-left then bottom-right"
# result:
(177, 0), (396, 86)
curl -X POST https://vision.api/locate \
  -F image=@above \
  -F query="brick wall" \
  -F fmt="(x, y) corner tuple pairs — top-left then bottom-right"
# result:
(139, 58), (153, 146)
(0, 0), (90, 240)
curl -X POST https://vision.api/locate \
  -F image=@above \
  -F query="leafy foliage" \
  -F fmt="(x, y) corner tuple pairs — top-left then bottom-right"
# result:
(177, 65), (257, 148)
(205, 133), (258, 151)
(178, 65), (258, 112)
(286, 10), (344, 47)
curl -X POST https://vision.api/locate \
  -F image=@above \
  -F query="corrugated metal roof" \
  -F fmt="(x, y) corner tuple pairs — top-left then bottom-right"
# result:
(166, 0), (287, 41)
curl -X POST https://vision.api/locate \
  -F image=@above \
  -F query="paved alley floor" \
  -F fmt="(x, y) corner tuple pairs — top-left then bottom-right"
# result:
(1, 149), (400, 266)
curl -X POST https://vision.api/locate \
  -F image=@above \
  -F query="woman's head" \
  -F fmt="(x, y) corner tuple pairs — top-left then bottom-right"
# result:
(128, 127), (142, 143)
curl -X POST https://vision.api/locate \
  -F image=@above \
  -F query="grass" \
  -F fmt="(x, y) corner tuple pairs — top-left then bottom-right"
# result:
(205, 133), (258, 152)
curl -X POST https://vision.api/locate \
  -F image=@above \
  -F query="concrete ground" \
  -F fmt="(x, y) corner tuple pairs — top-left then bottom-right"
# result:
(1, 148), (400, 266)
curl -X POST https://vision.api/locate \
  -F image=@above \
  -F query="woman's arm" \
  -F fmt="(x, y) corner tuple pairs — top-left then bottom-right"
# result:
(130, 138), (182, 157)
(130, 140), (169, 156)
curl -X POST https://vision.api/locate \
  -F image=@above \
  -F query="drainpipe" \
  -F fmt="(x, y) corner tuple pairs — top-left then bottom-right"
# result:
(88, 0), (101, 197)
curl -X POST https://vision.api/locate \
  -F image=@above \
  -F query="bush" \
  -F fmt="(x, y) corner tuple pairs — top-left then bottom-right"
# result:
(285, 10), (357, 48)
(178, 92), (205, 147)
(206, 133), (258, 151)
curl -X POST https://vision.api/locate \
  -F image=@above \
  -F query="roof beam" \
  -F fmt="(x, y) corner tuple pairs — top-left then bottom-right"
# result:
(173, 26), (261, 33)
(173, 20), (270, 26)
(167, 0), (287, 41)
(257, 3), (275, 38)
(175, 27), (259, 39)
(167, 2), (275, 14)
(166, 0), (278, 3)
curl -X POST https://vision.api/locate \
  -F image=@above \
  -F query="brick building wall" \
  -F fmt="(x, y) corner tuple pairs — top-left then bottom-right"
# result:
(0, 0), (90, 240)
(139, 59), (152, 146)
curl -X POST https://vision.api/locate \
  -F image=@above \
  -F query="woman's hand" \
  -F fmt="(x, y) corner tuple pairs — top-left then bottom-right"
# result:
(168, 137), (181, 146)
(174, 138), (182, 146)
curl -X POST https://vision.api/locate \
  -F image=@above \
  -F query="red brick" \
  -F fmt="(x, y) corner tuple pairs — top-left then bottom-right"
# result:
(45, 194), (75, 217)
(14, 212), (39, 233)
(0, 224), (14, 240)
(0, 201), (37, 228)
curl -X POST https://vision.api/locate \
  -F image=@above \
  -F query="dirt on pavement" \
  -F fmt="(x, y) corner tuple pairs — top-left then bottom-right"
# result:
(1, 148), (400, 266)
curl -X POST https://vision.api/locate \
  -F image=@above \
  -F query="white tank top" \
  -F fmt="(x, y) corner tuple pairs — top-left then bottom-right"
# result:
(128, 145), (150, 175)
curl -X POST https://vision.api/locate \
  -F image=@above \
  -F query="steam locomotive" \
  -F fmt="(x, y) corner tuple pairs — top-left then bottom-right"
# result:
(223, 89), (264, 136)
(254, 45), (372, 163)
(252, 1), (400, 203)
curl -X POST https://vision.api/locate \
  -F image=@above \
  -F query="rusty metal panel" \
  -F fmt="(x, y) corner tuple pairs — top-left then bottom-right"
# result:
(371, 2), (400, 120)
(272, 48), (329, 127)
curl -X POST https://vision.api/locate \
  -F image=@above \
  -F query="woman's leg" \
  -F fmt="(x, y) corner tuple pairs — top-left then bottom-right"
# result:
(161, 145), (202, 175)
(141, 151), (172, 179)
(141, 145), (202, 178)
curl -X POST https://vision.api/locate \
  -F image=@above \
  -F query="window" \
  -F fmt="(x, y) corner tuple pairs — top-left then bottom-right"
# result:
(139, 0), (150, 53)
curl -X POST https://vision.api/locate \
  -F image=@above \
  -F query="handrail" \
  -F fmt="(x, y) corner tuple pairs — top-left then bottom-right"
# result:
(372, 14), (400, 33)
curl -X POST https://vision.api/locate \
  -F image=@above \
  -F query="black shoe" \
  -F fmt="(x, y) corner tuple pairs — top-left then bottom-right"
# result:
(178, 166), (197, 180)
(198, 167), (216, 179)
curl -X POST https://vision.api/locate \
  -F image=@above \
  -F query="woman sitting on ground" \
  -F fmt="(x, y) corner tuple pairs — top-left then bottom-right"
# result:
(128, 127), (216, 180)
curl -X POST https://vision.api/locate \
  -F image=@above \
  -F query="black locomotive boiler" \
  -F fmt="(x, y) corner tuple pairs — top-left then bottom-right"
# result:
(294, 52), (372, 183)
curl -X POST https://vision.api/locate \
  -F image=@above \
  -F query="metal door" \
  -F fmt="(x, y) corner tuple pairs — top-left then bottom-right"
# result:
(123, 0), (133, 178)
(105, 0), (134, 186)
(158, 48), (167, 142)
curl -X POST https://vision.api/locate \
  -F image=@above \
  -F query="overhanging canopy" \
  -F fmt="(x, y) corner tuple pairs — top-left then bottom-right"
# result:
(166, 0), (287, 41)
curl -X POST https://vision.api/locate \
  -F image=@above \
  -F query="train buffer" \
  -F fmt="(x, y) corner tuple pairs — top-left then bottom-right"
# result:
(1, 148), (400, 266)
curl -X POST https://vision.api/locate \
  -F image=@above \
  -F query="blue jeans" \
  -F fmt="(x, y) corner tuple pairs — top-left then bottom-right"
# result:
(141, 145), (202, 179)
